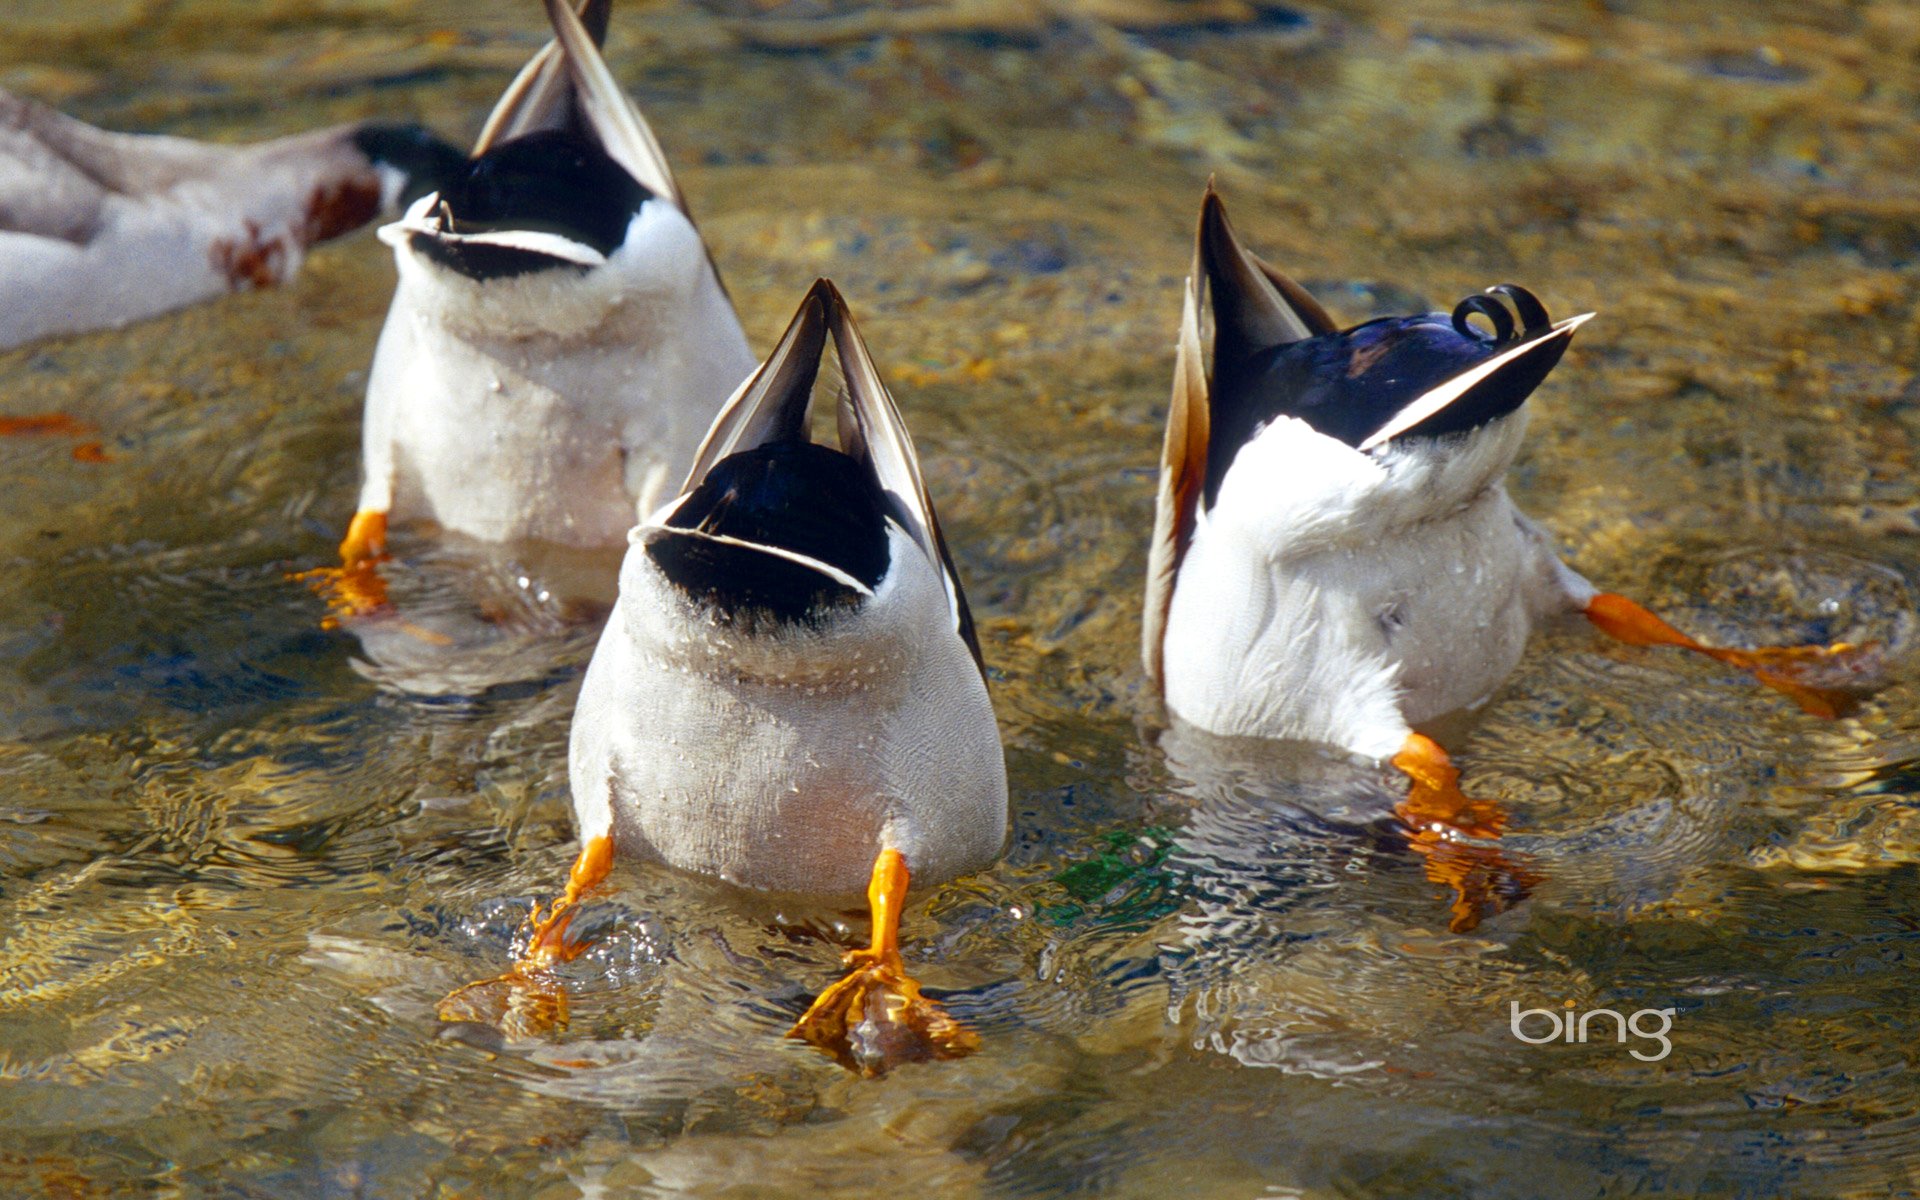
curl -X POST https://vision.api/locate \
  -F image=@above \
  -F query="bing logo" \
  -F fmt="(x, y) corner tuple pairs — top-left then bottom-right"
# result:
(1509, 1000), (1676, 1062)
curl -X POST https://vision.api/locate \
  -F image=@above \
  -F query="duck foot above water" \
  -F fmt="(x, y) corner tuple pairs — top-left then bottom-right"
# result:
(291, 509), (394, 629)
(1585, 591), (1881, 719)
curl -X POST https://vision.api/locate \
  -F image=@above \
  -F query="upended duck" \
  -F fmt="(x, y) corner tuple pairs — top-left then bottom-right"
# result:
(303, 0), (756, 622)
(0, 88), (458, 351)
(443, 280), (1008, 1075)
(1144, 187), (1872, 931)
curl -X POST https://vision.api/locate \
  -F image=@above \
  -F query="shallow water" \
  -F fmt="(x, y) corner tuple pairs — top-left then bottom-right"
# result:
(4, 0), (1920, 1196)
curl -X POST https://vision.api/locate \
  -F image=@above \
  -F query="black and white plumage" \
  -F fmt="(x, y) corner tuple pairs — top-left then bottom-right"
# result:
(0, 89), (458, 350)
(645, 439), (895, 626)
(569, 278), (1006, 895)
(355, 0), (756, 550)
(1144, 187), (1597, 761)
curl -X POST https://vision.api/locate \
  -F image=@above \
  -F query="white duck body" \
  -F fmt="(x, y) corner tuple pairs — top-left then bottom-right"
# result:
(568, 278), (1008, 897)
(360, 195), (753, 546)
(1145, 188), (1597, 764)
(571, 520), (1005, 894)
(354, 0), (756, 550)
(0, 89), (446, 350)
(1161, 407), (1593, 760)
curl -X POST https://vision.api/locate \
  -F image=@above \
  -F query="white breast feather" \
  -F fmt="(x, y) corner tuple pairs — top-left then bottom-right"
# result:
(569, 523), (1007, 896)
(358, 198), (757, 548)
(1162, 411), (1592, 758)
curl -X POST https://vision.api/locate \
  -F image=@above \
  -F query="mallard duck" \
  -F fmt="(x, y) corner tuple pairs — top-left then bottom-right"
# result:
(447, 279), (1007, 1074)
(1143, 186), (1866, 929)
(309, 0), (756, 619)
(0, 88), (457, 350)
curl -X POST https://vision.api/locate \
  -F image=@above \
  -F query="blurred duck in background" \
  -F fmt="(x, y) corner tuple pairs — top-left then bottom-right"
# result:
(303, 0), (756, 624)
(1144, 186), (1874, 931)
(444, 280), (1007, 1076)
(0, 87), (458, 350)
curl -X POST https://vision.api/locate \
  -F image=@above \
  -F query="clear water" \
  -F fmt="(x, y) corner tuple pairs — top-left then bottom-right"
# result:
(4, 1), (1920, 1195)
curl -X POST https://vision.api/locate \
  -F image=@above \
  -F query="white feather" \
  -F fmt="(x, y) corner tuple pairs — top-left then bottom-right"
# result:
(0, 89), (391, 349)
(570, 522), (1007, 895)
(378, 205), (607, 268)
(358, 197), (756, 547)
(1161, 410), (1594, 759)
(541, 0), (688, 213)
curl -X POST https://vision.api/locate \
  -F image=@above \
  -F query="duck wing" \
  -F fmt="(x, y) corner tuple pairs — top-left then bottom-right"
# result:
(471, 0), (612, 156)
(1143, 184), (1337, 690)
(823, 280), (985, 677)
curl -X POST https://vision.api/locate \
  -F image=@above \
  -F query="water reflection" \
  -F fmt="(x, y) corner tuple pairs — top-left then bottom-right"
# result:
(4, 0), (1920, 1195)
(335, 531), (616, 697)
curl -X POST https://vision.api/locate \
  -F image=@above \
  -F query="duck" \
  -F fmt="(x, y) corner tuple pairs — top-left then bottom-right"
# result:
(1143, 186), (1867, 929)
(0, 88), (459, 351)
(444, 279), (1008, 1074)
(308, 0), (757, 620)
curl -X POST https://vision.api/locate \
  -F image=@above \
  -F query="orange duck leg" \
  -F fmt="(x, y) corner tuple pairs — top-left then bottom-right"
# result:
(1585, 592), (1874, 719)
(291, 509), (392, 629)
(789, 848), (980, 1075)
(1392, 733), (1540, 934)
(437, 836), (615, 1039)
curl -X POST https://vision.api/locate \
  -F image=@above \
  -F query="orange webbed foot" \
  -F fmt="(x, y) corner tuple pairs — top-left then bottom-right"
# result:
(1403, 833), (1541, 934)
(1393, 733), (1506, 840)
(1392, 733), (1537, 933)
(292, 557), (393, 629)
(787, 848), (979, 1076)
(435, 837), (613, 1040)
(291, 509), (393, 628)
(1715, 641), (1883, 721)
(788, 945), (981, 1076)
(1585, 592), (1879, 719)
(523, 899), (599, 969)
(437, 967), (572, 1041)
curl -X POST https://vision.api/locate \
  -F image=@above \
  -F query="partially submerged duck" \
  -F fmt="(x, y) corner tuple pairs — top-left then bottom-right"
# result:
(306, 0), (756, 621)
(1143, 186), (1870, 930)
(0, 88), (458, 350)
(444, 280), (1007, 1074)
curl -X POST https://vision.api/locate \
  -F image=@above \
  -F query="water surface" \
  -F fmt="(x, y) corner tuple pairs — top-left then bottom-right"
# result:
(4, 0), (1920, 1195)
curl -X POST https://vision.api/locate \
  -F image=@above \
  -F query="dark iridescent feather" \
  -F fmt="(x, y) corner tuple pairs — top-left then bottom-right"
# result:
(422, 128), (647, 281)
(646, 441), (896, 624)
(1204, 286), (1571, 506)
(348, 123), (465, 208)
